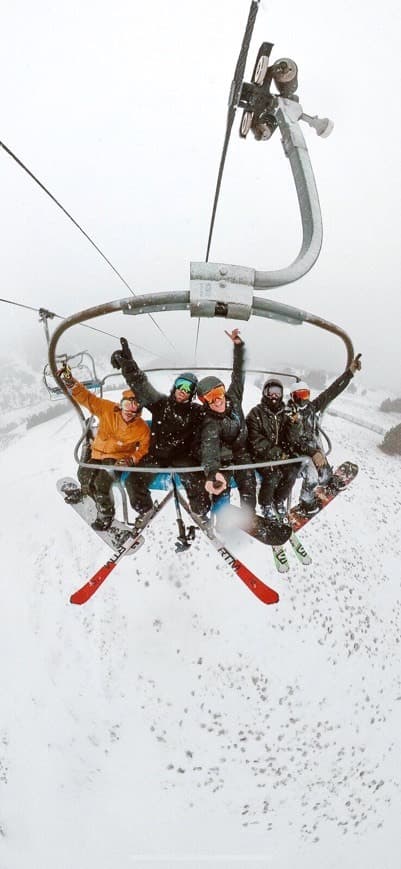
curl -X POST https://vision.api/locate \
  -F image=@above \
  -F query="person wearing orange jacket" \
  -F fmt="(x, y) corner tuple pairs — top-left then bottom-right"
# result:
(59, 370), (152, 530)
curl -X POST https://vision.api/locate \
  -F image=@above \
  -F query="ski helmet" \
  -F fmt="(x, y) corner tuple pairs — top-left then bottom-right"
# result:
(196, 376), (225, 403)
(172, 371), (198, 397)
(262, 378), (284, 402)
(291, 381), (310, 402)
(120, 388), (142, 411)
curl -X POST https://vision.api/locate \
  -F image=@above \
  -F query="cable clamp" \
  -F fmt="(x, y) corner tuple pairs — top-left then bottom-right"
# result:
(190, 262), (254, 320)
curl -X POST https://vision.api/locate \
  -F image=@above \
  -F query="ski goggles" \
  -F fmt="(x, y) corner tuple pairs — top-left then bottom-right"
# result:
(120, 397), (139, 410)
(174, 378), (195, 394)
(200, 385), (226, 404)
(292, 388), (310, 401)
(265, 385), (282, 398)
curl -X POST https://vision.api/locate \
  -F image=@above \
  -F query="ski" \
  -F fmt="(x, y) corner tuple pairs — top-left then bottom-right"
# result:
(176, 490), (279, 606)
(272, 535), (311, 571)
(70, 490), (173, 605)
(272, 545), (290, 573)
(213, 502), (292, 547)
(70, 533), (145, 605)
(289, 533), (312, 566)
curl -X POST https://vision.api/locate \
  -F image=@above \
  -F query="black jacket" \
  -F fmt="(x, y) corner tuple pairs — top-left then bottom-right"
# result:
(200, 342), (249, 476)
(122, 368), (203, 465)
(284, 368), (354, 457)
(246, 399), (288, 462)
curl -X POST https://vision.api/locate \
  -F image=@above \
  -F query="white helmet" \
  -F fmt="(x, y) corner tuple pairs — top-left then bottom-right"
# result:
(291, 381), (310, 402)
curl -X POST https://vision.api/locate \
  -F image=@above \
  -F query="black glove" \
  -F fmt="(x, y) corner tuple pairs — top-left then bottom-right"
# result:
(110, 337), (139, 376)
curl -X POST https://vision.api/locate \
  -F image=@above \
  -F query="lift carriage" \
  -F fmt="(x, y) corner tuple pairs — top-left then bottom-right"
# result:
(40, 308), (102, 399)
(47, 4), (358, 603)
(49, 30), (353, 477)
(43, 350), (102, 399)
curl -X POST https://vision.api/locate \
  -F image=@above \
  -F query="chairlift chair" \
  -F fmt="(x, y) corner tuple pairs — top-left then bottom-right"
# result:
(43, 351), (102, 400)
(49, 29), (353, 521)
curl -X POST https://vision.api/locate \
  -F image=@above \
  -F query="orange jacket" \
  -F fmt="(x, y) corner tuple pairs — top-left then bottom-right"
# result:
(71, 382), (151, 463)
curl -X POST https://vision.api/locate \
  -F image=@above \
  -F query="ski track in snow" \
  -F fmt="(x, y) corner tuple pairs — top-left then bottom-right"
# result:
(0, 388), (400, 869)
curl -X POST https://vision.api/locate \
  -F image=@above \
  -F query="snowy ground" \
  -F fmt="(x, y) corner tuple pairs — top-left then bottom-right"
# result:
(1, 382), (401, 869)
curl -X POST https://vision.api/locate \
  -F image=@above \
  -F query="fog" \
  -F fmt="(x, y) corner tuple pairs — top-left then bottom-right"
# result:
(0, 0), (399, 391)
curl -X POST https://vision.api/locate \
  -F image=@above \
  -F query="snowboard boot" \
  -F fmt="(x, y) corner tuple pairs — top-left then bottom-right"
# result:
(91, 514), (114, 531)
(63, 486), (84, 505)
(262, 504), (279, 521)
(327, 474), (347, 493)
(275, 500), (288, 518)
(299, 497), (320, 516)
(134, 506), (155, 530)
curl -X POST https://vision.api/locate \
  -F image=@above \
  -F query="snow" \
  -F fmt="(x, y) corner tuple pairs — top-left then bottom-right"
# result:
(1, 384), (401, 869)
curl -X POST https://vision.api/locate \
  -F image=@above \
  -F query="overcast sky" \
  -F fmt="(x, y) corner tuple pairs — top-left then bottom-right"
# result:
(0, 0), (399, 388)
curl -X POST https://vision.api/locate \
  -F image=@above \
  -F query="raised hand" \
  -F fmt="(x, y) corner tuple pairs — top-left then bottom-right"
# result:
(224, 328), (243, 345)
(57, 364), (75, 388)
(349, 353), (362, 374)
(110, 337), (138, 376)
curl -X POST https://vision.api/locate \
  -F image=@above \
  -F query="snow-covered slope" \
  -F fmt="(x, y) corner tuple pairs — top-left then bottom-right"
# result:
(1, 384), (400, 869)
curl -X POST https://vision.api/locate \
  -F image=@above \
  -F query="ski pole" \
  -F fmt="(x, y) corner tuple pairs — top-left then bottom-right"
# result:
(171, 474), (193, 552)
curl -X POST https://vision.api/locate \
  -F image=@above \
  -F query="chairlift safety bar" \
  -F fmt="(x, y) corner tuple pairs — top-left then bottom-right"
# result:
(48, 292), (354, 470)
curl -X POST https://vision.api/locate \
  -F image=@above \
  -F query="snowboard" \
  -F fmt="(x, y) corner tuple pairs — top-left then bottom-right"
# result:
(57, 477), (143, 556)
(216, 503), (292, 546)
(289, 461), (358, 532)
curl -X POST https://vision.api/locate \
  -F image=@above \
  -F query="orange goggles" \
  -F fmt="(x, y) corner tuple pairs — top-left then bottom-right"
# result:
(200, 385), (226, 405)
(292, 389), (310, 402)
(121, 398), (139, 410)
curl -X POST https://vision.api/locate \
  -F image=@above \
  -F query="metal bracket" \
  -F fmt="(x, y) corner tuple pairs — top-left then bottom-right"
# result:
(190, 262), (255, 320)
(38, 307), (56, 346)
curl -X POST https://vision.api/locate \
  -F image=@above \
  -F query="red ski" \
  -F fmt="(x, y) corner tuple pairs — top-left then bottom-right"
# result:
(70, 533), (144, 605)
(222, 550), (279, 605)
(69, 490), (173, 605)
(176, 490), (279, 605)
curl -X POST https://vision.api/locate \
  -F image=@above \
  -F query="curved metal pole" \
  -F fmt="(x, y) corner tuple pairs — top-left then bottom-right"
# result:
(251, 296), (354, 367)
(49, 293), (352, 477)
(48, 299), (124, 428)
(194, 100), (324, 294)
(254, 98), (323, 288)
(48, 292), (354, 417)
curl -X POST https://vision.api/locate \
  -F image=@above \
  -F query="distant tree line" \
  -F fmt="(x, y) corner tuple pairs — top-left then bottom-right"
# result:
(26, 403), (69, 429)
(380, 397), (401, 413)
(379, 424), (401, 455)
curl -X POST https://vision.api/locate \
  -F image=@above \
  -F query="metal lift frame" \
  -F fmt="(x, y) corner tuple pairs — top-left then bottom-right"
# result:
(47, 82), (354, 493)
